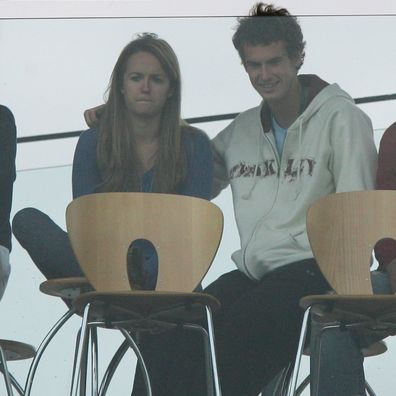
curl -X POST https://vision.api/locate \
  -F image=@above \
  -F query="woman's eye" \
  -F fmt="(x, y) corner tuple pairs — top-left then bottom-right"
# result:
(153, 76), (164, 83)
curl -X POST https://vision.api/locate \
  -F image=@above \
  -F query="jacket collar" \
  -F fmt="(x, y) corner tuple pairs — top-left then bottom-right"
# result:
(260, 74), (329, 133)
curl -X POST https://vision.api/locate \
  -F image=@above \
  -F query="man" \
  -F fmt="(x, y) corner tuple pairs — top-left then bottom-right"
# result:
(0, 105), (16, 300)
(84, 4), (377, 395)
(207, 3), (376, 395)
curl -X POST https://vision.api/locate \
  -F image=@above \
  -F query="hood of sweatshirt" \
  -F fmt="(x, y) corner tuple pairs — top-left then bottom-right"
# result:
(241, 75), (359, 201)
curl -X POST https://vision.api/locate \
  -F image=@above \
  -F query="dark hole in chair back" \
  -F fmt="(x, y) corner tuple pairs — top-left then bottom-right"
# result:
(127, 239), (158, 290)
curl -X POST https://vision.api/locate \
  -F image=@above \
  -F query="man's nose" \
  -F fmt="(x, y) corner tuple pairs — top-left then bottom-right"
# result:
(259, 64), (271, 81)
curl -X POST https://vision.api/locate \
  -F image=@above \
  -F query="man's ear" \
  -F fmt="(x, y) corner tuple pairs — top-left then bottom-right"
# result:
(292, 53), (303, 70)
(242, 61), (248, 72)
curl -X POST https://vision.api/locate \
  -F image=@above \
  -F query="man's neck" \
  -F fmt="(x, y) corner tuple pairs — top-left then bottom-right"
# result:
(269, 79), (302, 129)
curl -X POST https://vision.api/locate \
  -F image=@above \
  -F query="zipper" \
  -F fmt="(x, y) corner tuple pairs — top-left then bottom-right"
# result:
(241, 130), (281, 277)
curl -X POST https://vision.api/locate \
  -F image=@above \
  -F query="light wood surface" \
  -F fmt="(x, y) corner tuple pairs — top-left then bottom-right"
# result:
(307, 190), (396, 295)
(66, 193), (223, 293)
(304, 190), (396, 326)
(66, 193), (223, 328)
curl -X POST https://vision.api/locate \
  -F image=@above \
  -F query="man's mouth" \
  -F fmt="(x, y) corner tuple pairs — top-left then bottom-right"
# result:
(258, 81), (278, 91)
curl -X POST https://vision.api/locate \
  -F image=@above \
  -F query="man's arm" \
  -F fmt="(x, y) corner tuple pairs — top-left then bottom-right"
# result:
(330, 103), (377, 193)
(211, 127), (232, 199)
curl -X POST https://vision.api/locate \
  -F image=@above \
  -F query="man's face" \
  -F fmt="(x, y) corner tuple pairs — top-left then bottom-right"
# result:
(243, 41), (300, 103)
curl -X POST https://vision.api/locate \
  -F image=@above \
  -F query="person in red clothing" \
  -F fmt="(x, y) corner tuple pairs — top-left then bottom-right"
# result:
(375, 121), (396, 292)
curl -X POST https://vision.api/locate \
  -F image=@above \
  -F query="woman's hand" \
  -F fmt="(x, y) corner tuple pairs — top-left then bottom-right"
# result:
(84, 104), (105, 128)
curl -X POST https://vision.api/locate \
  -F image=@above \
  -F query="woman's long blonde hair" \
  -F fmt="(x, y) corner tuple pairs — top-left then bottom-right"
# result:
(96, 33), (186, 192)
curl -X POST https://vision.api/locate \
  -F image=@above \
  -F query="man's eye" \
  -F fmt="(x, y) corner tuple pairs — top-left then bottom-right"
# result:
(246, 62), (260, 69)
(269, 58), (282, 66)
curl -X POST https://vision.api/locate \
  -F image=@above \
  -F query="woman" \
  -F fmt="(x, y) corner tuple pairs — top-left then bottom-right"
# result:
(12, 33), (212, 283)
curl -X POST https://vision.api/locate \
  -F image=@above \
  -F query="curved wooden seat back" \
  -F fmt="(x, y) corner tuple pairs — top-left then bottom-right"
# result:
(66, 193), (223, 293)
(306, 190), (396, 295)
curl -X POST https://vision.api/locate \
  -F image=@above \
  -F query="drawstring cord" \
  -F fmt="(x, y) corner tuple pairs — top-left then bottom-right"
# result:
(294, 117), (304, 200)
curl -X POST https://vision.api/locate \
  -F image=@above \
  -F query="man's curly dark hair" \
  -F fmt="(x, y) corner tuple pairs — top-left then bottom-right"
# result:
(233, 3), (306, 70)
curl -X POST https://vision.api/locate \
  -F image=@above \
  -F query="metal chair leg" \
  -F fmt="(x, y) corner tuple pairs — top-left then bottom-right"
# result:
(365, 380), (377, 396)
(183, 324), (214, 396)
(24, 308), (76, 396)
(0, 365), (23, 396)
(118, 328), (152, 396)
(99, 340), (129, 396)
(90, 328), (98, 396)
(0, 346), (14, 396)
(71, 304), (91, 396)
(295, 374), (310, 395)
(270, 363), (293, 396)
(79, 327), (90, 396)
(205, 306), (222, 396)
(287, 307), (311, 396)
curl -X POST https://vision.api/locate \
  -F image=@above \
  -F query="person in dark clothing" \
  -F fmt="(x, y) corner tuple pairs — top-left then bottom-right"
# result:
(0, 105), (16, 299)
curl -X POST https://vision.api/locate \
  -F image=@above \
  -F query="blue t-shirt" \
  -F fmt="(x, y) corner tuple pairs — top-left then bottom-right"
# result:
(272, 116), (287, 158)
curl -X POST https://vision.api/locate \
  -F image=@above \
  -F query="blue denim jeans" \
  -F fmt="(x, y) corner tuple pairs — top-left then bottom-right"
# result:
(262, 270), (392, 396)
(12, 207), (83, 279)
(309, 270), (391, 396)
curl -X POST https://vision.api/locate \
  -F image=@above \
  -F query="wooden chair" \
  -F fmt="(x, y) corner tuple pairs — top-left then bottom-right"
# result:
(0, 339), (35, 395)
(288, 190), (396, 396)
(66, 192), (224, 396)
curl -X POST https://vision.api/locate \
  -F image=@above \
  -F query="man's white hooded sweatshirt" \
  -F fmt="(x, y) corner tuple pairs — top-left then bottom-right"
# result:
(212, 75), (377, 281)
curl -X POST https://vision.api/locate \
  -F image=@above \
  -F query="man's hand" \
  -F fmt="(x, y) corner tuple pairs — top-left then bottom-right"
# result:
(84, 104), (105, 128)
(386, 258), (396, 293)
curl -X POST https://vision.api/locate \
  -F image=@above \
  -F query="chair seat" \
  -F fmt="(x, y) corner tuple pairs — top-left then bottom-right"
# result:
(361, 339), (387, 357)
(39, 277), (93, 300)
(0, 340), (36, 361)
(300, 294), (396, 326)
(73, 291), (221, 329)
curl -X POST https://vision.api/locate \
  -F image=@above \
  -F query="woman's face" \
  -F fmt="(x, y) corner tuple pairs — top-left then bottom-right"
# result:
(121, 51), (172, 120)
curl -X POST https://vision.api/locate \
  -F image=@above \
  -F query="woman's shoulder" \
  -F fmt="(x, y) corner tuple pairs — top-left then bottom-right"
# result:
(74, 128), (99, 163)
(76, 128), (99, 152)
(78, 127), (99, 142)
(181, 124), (211, 147)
